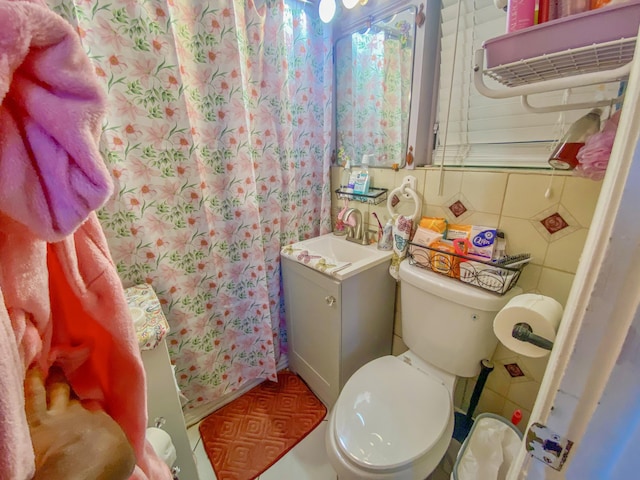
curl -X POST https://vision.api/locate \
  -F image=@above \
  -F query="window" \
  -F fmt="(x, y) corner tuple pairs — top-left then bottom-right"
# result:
(435, 0), (621, 167)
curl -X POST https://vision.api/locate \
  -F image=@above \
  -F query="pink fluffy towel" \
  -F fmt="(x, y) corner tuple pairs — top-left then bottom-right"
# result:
(0, 0), (113, 242)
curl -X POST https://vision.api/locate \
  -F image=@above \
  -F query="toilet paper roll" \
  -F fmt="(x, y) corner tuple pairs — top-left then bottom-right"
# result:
(493, 294), (563, 358)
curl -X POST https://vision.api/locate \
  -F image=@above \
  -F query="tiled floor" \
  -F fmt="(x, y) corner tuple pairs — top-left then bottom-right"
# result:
(186, 417), (460, 480)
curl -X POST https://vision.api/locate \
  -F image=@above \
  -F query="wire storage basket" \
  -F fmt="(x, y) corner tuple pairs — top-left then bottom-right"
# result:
(407, 242), (530, 295)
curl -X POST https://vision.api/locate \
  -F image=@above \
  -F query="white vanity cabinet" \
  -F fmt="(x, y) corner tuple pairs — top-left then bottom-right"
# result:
(282, 257), (396, 408)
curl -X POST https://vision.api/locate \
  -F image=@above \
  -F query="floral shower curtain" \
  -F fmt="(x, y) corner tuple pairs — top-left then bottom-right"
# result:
(48, 0), (333, 420)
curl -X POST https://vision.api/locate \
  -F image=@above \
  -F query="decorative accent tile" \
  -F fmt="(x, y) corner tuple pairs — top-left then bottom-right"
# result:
(496, 357), (532, 384)
(505, 362), (525, 378)
(540, 212), (568, 234)
(531, 205), (579, 242)
(449, 200), (467, 218)
(440, 192), (474, 224)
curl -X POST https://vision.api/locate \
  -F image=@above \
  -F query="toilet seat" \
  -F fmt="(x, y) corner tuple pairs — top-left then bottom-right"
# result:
(334, 355), (451, 471)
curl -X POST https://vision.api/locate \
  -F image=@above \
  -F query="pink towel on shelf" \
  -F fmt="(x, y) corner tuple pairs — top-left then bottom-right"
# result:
(0, 0), (113, 242)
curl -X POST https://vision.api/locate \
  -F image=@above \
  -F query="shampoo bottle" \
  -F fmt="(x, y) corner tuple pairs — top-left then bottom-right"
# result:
(506, 0), (535, 32)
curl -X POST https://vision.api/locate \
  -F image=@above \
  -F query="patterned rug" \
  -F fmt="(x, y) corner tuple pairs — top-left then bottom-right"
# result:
(199, 372), (327, 480)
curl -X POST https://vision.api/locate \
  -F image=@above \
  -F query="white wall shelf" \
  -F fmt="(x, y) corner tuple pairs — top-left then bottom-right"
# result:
(335, 187), (388, 205)
(473, 29), (640, 113)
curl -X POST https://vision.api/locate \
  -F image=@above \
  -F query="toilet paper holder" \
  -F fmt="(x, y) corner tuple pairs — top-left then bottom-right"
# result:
(512, 322), (554, 350)
(494, 294), (563, 358)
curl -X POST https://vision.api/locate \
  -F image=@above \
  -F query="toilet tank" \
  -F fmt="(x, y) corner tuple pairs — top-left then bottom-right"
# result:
(398, 260), (521, 378)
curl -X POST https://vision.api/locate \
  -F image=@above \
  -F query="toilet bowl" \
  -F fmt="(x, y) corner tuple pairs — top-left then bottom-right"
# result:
(325, 260), (521, 479)
(325, 353), (455, 480)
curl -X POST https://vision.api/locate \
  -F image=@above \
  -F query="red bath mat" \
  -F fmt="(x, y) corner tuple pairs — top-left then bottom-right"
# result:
(199, 372), (327, 480)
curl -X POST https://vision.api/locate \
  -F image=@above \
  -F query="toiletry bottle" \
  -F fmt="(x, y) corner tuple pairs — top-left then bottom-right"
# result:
(591, 0), (612, 9)
(341, 159), (353, 193)
(353, 155), (372, 195)
(538, 0), (550, 23)
(548, 109), (601, 170)
(506, 0), (535, 32)
(378, 219), (393, 250)
(362, 155), (373, 190)
(493, 230), (507, 261)
(558, 0), (590, 18)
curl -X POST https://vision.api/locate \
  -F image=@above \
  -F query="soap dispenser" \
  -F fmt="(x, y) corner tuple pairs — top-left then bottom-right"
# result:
(353, 154), (372, 195)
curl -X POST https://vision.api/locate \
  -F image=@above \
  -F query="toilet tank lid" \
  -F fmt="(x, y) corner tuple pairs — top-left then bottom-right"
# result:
(398, 260), (521, 312)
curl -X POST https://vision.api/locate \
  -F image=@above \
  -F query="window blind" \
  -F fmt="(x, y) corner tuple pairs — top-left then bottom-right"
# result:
(435, 0), (621, 167)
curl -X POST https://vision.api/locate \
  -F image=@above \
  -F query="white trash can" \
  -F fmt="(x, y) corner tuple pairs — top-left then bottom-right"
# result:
(451, 413), (523, 480)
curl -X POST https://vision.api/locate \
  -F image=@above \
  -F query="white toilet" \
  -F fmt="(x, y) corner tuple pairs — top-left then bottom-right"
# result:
(325, 260), (521, 480)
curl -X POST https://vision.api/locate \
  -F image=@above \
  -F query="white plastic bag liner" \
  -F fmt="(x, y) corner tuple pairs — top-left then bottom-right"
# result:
(452, 413), (522, 480)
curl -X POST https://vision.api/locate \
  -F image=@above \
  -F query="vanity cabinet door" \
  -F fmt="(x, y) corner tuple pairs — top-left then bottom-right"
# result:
(282, 258), (341, 407)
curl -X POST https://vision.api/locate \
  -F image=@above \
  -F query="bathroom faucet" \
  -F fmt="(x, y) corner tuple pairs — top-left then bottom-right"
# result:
(343, 208), (367, 245)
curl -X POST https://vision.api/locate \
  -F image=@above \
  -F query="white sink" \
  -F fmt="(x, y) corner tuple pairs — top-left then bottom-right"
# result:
(284, 233), (393, 280)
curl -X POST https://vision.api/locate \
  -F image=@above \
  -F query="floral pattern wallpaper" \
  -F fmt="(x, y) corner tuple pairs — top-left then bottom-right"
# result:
(335, 20), (413, 167)
(48, 0), (333, 418)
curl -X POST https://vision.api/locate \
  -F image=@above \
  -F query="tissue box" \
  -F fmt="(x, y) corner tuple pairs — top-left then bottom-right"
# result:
(468, 226), (497, 261)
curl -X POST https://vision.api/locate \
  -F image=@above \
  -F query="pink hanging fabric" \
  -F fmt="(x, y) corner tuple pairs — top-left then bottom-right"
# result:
(0, 0), (171, 477)
(0, 0), (112, 242)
